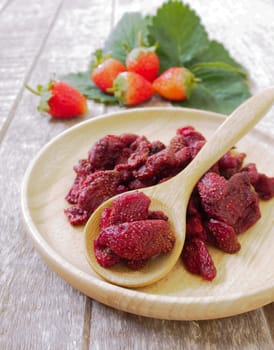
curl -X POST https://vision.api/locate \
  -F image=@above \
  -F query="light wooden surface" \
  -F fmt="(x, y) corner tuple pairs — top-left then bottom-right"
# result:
(1, 0), (274, 349)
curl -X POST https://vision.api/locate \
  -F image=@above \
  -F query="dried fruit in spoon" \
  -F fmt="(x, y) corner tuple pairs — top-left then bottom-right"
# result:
(94, 192), (176, 270)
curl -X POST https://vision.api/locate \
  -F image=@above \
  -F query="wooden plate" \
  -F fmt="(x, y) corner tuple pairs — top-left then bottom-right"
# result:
(21, 107), (274, 320)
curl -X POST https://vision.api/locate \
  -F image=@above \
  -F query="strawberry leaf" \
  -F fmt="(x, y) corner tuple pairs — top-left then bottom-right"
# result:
(188, 40), (247, 74)
(178, 62), (251, 114)
(61, 71), (118, 104)
(103, 13), (150, 63)
(148, 1), (209, 71)
(37, 81), (53, 112)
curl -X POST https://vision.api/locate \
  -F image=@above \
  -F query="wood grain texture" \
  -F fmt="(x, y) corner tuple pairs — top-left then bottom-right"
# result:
(0, 0), (111, 348)
(0, 0), (274, 348)
(0, 0), (63, 138)
(90, 302), (273, 350)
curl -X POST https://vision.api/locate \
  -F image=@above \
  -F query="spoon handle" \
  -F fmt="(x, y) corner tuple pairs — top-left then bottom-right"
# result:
(179, 86), (274, 189)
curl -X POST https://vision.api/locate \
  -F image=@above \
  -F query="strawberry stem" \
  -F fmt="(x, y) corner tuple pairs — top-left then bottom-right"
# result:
(25, 84), (41, 96)
(106, 87), (114, 94)
(194, 77), (202, 83)
(137, 31), (143, 47)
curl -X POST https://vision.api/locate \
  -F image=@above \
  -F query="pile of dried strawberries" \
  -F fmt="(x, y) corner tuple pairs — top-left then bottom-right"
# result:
(65, 126), (274, 280)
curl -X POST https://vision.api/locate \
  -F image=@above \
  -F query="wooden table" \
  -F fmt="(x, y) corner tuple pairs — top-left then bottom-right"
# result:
(1, 0), (274, 348)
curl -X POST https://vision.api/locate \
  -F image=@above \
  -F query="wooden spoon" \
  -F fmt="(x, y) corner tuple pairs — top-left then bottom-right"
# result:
(84, 87), (274, 288)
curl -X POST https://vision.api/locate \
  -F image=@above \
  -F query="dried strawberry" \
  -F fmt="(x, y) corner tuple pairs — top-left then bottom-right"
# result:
(207, 219), (241, 254)
(186, 216), (207, 242)
(198, 172), (261, 233)
(77, 170), (120, 215)
(93, 191), (175, 269)
(99, 207), (112, 229)
(182, 238), (216, 281)
(111, 71), (154, 106)
(152, 67), (199, 101)
(88, 134), (128, 170)
(94, 239), (121, 268)
(65, 170), (120, 225)
(26, 80), (87, 119)
(177, 126), (206, 146)
(218, 150), (246, 179)
(148, 210), (168, 221)
(64, 206), (89, 226)
(108, 191), (151, 225)
(242, 163), (274, 200)
(125, 259), (148, 270)
(96, 220), (175, 261)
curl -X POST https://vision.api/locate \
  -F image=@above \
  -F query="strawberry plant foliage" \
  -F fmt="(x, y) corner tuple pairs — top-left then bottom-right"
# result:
(62, 71), (118, 104)
(62, 0), (251, 114)
(148, 1), (209, 71)
(103, 13), (151, 63)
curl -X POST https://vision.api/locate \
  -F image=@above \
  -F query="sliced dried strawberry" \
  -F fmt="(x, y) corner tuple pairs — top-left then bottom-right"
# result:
(77, 170), (120, 216)
(177, 126), (205, 146)
(242, 163), (274, 200)
(127, 136), (152, 168)
(97, 220), (175, 261)
(168, 134), (187, 153)
(125, 259), (148, 270)
(182, 238), (216, 281)
(109, 191), (151, 225)
(94, 239), (121, 268)
(198, 172), (261, 233)
(218, 150), (246, 179)
(148, 210), (168, 221)
(134, 148), (178, 181)
(186, 216), (207, 242)
(207, 219), (241, 253)
(64, 206), (89, 226)
(88, 134), (127, 170)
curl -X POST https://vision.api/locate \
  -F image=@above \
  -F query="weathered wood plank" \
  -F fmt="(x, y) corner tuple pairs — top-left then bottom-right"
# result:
(0, 0), (10, 12)
(0, 0), (64, 138)
(90, 302), (274, 350)
(263, 303), (274, 344)
(0, 0), (112, 348)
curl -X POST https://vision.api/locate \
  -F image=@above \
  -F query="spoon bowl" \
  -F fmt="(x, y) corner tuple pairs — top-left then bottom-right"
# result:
(84, 87), (274, 288)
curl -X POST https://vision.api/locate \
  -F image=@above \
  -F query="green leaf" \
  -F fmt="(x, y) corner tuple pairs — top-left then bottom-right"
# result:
(148, 0), (209, 71)
(177, 62), (251, 114)
(188, 40), (247, 74)
(61, 71), (118, 104)
(103, 12), (150, 63)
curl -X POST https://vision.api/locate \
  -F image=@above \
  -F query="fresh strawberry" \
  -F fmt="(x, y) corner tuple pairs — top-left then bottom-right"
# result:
(152, 67), (198, 101)
(26, 80), (87, 119)
(111, 71), (154, 106)
(91, 57), (126, 94)
(126, 45), (160, 82)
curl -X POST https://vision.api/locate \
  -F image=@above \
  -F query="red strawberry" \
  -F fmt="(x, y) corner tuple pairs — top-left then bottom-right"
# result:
(152, 67), (198, 101)
(112, 71), (154, 106)
(126, 46), (160, 82)
(91, 57), (126, 93)
(26, 80), (87, 119)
